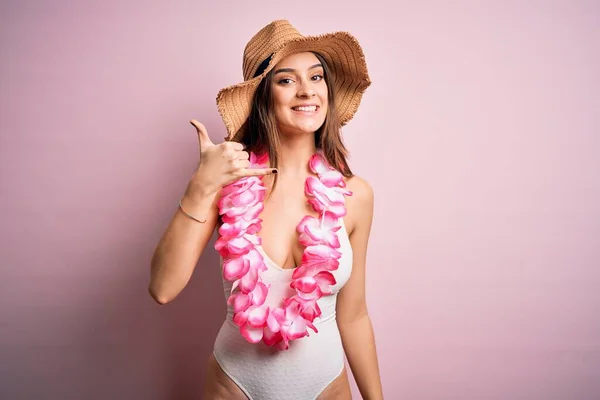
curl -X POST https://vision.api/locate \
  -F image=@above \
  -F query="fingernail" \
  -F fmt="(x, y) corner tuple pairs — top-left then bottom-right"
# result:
(272, 169), (278, 174)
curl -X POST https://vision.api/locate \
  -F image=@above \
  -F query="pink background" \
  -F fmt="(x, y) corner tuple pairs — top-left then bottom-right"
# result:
(1, 1), (599, 399)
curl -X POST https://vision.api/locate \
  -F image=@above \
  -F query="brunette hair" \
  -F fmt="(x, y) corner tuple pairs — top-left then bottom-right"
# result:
(240, 52), (353, 184)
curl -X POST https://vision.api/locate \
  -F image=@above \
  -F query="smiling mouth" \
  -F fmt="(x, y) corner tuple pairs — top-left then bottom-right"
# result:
(291, 105), (319, 113)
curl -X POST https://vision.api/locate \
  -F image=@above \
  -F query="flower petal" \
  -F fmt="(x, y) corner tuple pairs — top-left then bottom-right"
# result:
(307, 198), (325, 214)
(300, 300), (321, 321)
(233, 309), (248, 326)
(246, 220), (262, 234)
(291, 263), (319, 280)
(263, 326), (283, 346)
(303, 245), (342, 262)
(245, 248), (267, 272)
(228, 292), (252, 313)
(250, 282), (268, 306)
(291, 276), (317, 293)
(308, 153), (330, 175)
(306, 319), (318, 334)
(247, 305), (269, 327)
(238, 266), (258, 292)
(267, 310), (281, 333)
(240, 323), (263, 343)
(220, 180), (251, 198)
(296, 287), (322, 301)
(319, 170), (343, 187)
(314, 271), (337, 294)
(314, 271), (336, 286)
(296, 215), (319, 233)
(223, 257), (249, 281)
(251, 152), (269, 167)
(232, 188), (258, 207)
(244, 201), (264, 220)
(215, 236), (253, 258)
(326, 203), (348, 218)
(284, 315), (308, 339)
(321, 211), (340, 230)
(218, 220), (244, 238)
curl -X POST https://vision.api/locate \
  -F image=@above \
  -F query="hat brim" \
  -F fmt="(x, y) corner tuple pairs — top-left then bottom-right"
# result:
(216, 31), (371, 142)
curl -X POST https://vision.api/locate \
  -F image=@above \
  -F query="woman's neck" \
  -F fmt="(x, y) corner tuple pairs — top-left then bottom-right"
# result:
(276, 133), (317, 176)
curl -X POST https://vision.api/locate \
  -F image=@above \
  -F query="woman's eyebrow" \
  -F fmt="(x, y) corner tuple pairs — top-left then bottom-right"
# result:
(273, 63), (323, 75)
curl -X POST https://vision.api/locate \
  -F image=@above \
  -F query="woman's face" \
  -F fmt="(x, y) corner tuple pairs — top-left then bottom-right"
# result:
(270, 52), (328, 136)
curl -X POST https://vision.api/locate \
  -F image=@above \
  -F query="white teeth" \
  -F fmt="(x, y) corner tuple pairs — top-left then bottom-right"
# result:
(293, 106), (317, 112)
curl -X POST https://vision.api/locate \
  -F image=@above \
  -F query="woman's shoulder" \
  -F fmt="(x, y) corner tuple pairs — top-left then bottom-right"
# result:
(345, 174), (374, 204)
(344, 175), (374, 236)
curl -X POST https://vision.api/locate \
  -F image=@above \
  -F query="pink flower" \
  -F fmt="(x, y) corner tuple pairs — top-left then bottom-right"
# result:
(295, 245), (342, 274)
(283, 310), (308, 340)
(249, 280), (269, 306)
(250, 152), (269, 168)
(265, 307), (285, 334)
(219, 179), (251, 198)
(222, 201), (264, 224)
(247, 304), (270, 327)
(234, 304), (269, 327)
(263, 301), (316, 348)
(308, 154), (330, 175)
(304, 244), (342, 262)
(305, 176), (351, 217)
(313, 271), (336, 294)
(222, 256), (250, 281)
(227, 290), (252, 313)
(222, 248), (266, 282)
(219, 216), (262, 238)
(309, 154), (344, 187)
(219, 180), (265, 218)
(238, 264), (259, 293)
(298, 298), (322, 322)
(290, 271), (336, 295)
(305, 176), (345, 203)
(282, 298), (316, 337)
(240, 323), (264, 343)
(214, 235), (253, 258)
(296, 211), (341, 248)
(263, 325), (283, 346)
(227, 281), (269, 312)
(237, 304), (270, 343)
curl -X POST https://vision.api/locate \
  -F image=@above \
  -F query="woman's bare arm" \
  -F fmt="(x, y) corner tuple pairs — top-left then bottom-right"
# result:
(337, 175), (383, 399)
(148, 120), (276, 304)
(148, 188), (219, 304)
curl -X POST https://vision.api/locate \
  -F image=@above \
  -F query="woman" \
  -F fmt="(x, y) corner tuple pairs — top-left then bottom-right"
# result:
(150, 20), (383, 399)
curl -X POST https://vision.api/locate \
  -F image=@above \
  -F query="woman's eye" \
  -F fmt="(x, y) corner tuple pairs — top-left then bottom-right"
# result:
(278, 75), (323, 85)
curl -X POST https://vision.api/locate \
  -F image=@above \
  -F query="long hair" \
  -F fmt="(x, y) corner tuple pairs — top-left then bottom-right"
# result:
(240, 52), (353, 188)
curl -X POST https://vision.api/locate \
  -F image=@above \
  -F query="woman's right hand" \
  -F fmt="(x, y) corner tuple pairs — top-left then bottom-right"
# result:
(185, 120), (277, 199)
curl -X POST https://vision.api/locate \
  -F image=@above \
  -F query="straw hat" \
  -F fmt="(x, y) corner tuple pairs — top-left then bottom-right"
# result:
(216, 20), (372, 142)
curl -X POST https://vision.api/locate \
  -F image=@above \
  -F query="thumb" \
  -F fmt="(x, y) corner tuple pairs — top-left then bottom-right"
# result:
(190, 119), (214, 150)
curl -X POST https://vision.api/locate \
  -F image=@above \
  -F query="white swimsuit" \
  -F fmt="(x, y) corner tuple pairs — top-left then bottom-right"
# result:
(212, 218), (353, 400)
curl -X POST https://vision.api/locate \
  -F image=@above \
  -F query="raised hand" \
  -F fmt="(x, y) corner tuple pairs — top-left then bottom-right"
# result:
(187, 119), (277, 197)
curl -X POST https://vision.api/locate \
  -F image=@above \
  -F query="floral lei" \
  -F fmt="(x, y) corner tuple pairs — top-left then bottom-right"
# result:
(215, 152), (352, 350)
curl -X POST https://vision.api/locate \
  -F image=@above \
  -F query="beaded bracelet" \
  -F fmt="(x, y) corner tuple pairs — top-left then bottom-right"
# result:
(178, 199), (207, 223)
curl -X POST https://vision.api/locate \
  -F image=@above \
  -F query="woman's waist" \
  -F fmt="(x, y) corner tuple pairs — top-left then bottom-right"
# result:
(216, 317), (344, 360)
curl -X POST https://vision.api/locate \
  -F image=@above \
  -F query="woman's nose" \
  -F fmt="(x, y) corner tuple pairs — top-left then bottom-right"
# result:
(297, 81), (316, 98)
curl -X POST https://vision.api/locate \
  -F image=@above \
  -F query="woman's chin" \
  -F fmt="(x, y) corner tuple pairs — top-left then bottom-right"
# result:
(280, 121), (325, 135)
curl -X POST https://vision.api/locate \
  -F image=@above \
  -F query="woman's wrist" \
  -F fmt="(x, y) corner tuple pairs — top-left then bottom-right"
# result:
(179, 186), (218, 222)
(185, 172), (221, 199)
